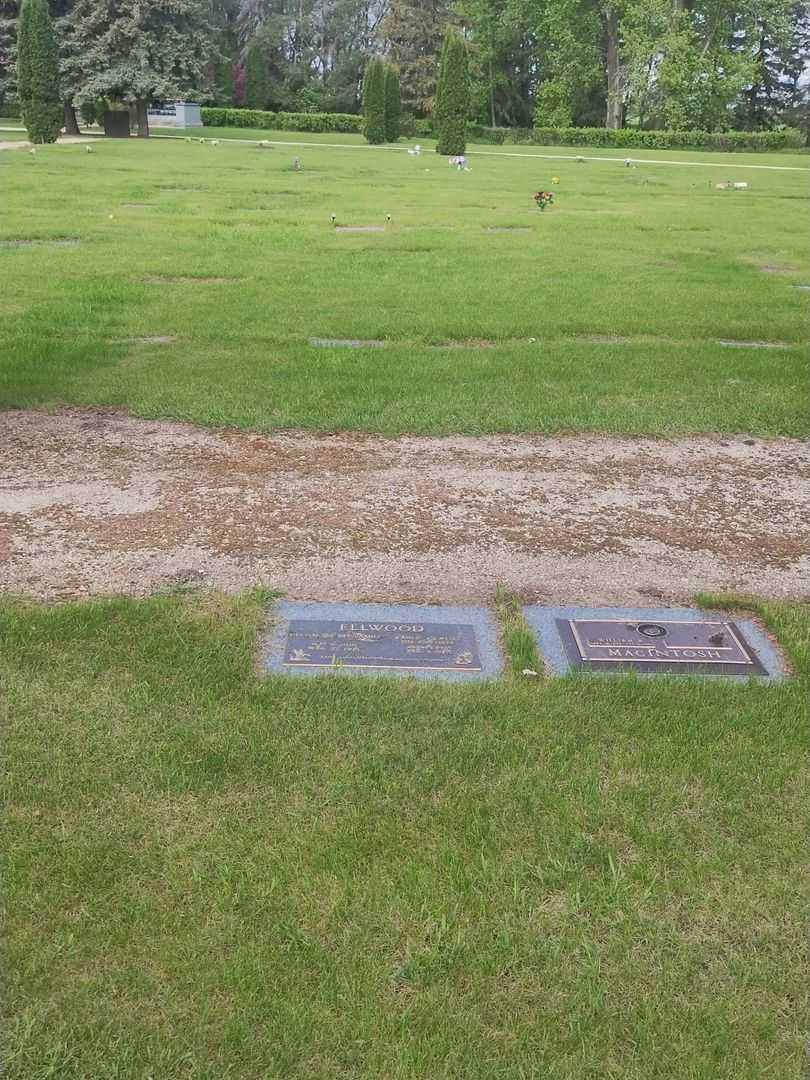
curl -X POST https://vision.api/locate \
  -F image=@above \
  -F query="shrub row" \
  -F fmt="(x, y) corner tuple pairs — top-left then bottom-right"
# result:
(201, 107), (363, 133)
(466, 123), (806, 152)
(199, 108), (804, 151)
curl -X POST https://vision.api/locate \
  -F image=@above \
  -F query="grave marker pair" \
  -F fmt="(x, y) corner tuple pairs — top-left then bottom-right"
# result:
(264, 602), (784, 682)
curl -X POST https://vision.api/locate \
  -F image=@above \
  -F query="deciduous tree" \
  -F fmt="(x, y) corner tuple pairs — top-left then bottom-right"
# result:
(384, 0), (448, 115)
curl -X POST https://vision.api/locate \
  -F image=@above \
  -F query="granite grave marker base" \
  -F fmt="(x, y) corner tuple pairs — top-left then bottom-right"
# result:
(524, 606), (785, 681)
(263, 601), (503, 682)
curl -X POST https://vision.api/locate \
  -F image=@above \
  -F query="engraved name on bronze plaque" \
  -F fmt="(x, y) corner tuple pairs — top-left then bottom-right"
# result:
(283, 619), (482, 672)
(557, 618), (766, 675)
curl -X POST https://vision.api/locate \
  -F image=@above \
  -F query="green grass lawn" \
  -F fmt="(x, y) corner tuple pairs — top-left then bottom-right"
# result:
(2, 130), (808, 1078)
(1, 131), (807, 435)
(2, 590), (808, 1079)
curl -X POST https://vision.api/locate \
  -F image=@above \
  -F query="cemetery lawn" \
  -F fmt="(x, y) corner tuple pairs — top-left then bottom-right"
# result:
(1, 133), (808, 436)
(2, 589), (808, 1078)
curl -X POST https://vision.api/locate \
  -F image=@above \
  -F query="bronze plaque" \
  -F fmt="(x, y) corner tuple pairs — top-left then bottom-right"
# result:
(283, 619), (482, 672)
(558, 618), (766, 675)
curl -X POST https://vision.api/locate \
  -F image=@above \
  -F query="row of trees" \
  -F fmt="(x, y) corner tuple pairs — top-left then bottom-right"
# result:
(197, 0), (810, 132)
(2, 0), (808, 134)
(3, 0), (214, 138)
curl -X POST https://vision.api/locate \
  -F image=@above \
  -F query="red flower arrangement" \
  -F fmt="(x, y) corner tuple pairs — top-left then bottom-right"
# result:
(533, 191), (554, 211)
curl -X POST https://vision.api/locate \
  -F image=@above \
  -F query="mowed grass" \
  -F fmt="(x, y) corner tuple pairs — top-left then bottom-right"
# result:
(0, 132), (807, 435)
(2, 590), (808, 1078)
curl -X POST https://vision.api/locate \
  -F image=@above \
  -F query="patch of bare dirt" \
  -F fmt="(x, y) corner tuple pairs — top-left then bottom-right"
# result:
(1, 408), (808, 605)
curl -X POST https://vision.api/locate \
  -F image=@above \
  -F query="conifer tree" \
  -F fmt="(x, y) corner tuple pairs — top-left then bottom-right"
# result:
(434, 28), (468, 155)
(17, 0), (62, 143)
(363, 55), (386, 144)
(384, 63), (401, 140)
(244, 41), (268, 109)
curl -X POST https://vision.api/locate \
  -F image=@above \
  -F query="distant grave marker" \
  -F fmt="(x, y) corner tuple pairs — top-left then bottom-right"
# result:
(141, 275), (236, 285)
(718, 340), (787, 350)
(524, 606), (785, 680)
(0, 237), (78, 247)
(263, 601), (503, 681)
(309, 338), (385, 349)
(112, 335), (176, 345)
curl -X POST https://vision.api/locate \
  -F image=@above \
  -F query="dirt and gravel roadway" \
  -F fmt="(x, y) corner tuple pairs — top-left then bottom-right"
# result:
(1, 408), (807, 605)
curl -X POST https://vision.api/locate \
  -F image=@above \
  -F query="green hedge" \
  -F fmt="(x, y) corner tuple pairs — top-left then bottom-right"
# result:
(201, 107), (363, 133)
(199, 109), (804, 151)
(466, 123), (806, 152)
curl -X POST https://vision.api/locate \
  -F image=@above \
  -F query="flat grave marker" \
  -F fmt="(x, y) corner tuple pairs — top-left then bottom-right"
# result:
(309, 338), (385, 349)
(0, 237), (78, 247)
(263, 601), (503, 681)
(524, 606), (785, 680)
(718, 339), (787, 350)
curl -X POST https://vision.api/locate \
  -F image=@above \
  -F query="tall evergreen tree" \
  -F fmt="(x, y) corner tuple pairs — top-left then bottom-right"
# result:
(384, 63), (401, 140)
(244, 41), (268, 107)
(214, 56), (235, 105)
(16, 0), (61, 142)
(363, 55), (386, 143)
(61, 0), (213, 136)
(434, 27), (468, 154)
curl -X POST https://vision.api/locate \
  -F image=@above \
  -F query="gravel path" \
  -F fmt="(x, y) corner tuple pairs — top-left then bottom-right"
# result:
(1, 408), (808, 605)
(0, 135), (97, 152)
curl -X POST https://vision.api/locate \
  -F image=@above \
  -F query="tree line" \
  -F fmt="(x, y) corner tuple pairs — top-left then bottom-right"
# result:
(2, 0), (808, 136)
